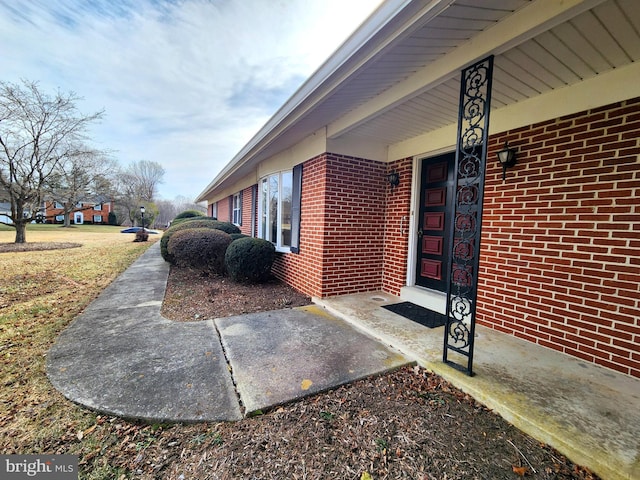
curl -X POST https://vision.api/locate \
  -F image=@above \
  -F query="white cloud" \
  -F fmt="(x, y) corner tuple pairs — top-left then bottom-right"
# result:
(0, 0), (382, 199)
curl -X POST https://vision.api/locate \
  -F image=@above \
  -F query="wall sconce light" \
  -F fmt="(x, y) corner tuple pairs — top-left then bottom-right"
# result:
(386, 171), (400, 188)
(496, 142), (517, 181)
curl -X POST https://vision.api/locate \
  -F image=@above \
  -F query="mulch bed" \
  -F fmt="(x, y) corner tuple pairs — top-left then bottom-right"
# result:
(0, 242), (82, 253)
(161, 266), (313, 321)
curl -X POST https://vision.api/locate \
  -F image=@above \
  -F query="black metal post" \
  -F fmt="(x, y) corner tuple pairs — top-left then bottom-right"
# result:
(443, 55), (494, 376)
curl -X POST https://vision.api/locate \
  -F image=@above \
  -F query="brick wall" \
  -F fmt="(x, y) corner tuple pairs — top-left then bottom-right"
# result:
(272, 153), (387, 297)
(240, 186), (254, 235)
(382, 158), (413, 295)
(217, 197), (231, 222)
(479, 98), (640, 378)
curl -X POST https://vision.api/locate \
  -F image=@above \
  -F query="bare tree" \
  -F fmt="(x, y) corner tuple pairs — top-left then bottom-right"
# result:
(173, 195), (206, 215)
(128, 160), (165, 202)
(0, 80), (103, 242)
(155, 199), (178, 228)
(154, 196), (205, 229)
(116, 160), (165, 225)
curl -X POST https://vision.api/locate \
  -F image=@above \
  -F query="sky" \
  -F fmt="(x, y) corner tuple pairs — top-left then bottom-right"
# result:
(0, 0), (383, 201)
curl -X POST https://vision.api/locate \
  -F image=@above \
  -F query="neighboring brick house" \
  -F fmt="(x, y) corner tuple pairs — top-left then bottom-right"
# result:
(197, 1), (640, 378)
(43, 200), (113, 225)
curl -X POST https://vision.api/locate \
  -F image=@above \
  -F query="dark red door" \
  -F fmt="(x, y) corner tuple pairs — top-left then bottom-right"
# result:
(415, 153), (455, 291)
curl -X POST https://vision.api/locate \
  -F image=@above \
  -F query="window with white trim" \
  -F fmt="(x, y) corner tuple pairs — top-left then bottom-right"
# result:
(232, 192), (242, 225)
(258, 171), (293, 251)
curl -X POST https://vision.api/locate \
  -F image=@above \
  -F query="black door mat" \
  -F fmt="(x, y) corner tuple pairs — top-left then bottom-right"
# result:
(382, 302), (447, 329)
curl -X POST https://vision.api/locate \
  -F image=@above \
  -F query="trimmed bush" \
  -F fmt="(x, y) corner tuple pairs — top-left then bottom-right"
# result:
(160, 218), (240, 262)
(133, 230), (149, 242)
(225, 237), (275, 283)
(174, 210), (205, 220)
(229, 233), (249, 242)
(167, 228), (232, 273)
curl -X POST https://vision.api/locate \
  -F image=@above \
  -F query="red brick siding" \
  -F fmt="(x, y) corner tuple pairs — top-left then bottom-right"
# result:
(272, 154), (387, 297)
(240, 186), (254, 235)
(322, 154), (386, 296)
(217, 197), (231, 222)
(382, 158), (413, 295)
(479, 97), (640, 378)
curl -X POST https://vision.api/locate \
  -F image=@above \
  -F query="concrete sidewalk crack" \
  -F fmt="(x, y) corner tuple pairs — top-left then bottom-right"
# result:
(210, 318), (245, 417)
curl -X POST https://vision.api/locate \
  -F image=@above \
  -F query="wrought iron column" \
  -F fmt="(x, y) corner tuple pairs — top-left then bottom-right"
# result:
(443, 56), (494, 376)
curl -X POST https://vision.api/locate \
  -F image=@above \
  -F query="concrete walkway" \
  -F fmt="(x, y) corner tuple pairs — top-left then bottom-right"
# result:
(46, 243), (639, 480)
(46, 243), (411, 422)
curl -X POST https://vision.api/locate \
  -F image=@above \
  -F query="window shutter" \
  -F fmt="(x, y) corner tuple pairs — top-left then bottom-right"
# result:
(239, 190), (243, 225)
(250, 184), (257, 237)
(290, 163), (303, 253)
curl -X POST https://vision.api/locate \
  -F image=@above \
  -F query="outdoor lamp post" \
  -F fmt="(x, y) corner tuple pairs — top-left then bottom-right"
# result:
(140, 206), (145, 232)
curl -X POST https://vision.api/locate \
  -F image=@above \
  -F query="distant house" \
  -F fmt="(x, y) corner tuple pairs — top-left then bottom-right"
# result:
(42, 200), (114, 225)
(196, 0), (640, 378)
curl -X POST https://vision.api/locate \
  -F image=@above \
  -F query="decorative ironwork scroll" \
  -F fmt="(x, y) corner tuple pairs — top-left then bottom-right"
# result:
(443, 56), (494, 376)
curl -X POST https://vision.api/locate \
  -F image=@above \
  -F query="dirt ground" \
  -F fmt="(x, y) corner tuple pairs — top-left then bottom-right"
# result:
(161, 267), (313, 321)
(157, 266), (599, 480)
(0, 241), (82, 253)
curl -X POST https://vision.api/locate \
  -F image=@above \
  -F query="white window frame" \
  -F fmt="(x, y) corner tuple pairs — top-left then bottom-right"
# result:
(232, 193), (241, 225)
(93, 215), (103, 223)
(258, 171), (293, 253)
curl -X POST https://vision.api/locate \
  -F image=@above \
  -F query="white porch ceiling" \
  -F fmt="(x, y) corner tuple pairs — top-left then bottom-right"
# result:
(332, 0), (640, 145)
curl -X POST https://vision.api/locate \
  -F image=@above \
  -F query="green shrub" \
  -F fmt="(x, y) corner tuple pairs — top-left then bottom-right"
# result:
(225, 237), (275, 283)
(174, 210), (205, 220)
(108, 211), (118, 226)
(229, 233), (249, 242)
(167, 228), (232, 273)
(160, 218), (240, 262)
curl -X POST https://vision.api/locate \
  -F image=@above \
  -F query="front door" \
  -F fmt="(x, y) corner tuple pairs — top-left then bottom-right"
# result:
(415, 152), (455, 292)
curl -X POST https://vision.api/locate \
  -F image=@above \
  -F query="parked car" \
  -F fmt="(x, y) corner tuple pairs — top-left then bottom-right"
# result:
(120, 227), (159, 234)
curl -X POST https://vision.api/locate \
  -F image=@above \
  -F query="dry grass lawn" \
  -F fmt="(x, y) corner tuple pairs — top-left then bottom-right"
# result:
(0, 225), (157, 478)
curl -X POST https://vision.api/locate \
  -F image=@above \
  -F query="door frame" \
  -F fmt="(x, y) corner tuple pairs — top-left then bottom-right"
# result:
(405, 146), (455, 289)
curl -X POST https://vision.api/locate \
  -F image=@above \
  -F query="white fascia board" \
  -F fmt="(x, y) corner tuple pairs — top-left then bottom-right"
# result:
(328, 0), (607, 140)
